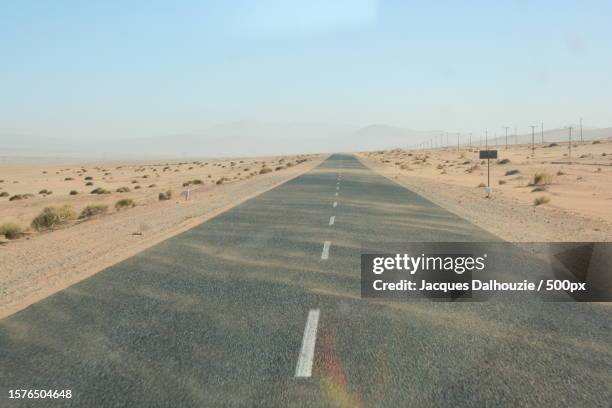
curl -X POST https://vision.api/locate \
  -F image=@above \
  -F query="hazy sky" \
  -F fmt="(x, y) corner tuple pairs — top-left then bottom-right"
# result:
(1, 0), (611, 141)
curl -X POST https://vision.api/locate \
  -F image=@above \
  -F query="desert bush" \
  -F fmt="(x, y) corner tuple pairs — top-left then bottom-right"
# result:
(216, 177), (229, 185)
(85, 181), (94, 186)
(69, 190), (78, 195)
(84, 176), (93, 180)
(497, 158), (511, 165)
(79, 204), (108, 219)
(115, 198), (135, 210)
(158, 190), (172, 200)
(31, 205), (76, 231)
(477, 182), (486, 188)
(530, 172), (552, 186)
(9, 194), (23, 201)
(116, 186), (131, 193)
(192, 179), (203, 185)
(38, 189), (52, 195)
(64, 177), (74, 181)
(259, 167), (272, 174)
(592, 140), (601, 144)
(498, 180), (506, 185)
(131, 180), (138, 184)
(90, 187), (110, 194)
(505, 169), (520, 176)
(534, 196), (550, 206)
(0, 222), (23, 239)
(148, 184), (157, 188)
(134, 185), (141, 189)
(466, 164), (480, 173)
(547, 143), (558, 147)
(275, 166), (284, 171)
(556, 170), (565, 176)
(0, 192), (8, 197)
(531, 186), (547, 192)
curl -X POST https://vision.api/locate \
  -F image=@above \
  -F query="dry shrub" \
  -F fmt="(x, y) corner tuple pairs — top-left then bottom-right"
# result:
(530, 172), (552, 186)
(79, 204), (108, 219)
(91, 187), (110, 194)
(116, 186), (131, 193)
(466, 164), (480, 173)
(31, 205), (76, 231)
(158, 190), (172, 200)
(534, 196), (550, 206)
(505, 169), (520, 176)
(259, 167), (273, 174)
(0, 222), (24, 239)
(115, 198), (135, 210)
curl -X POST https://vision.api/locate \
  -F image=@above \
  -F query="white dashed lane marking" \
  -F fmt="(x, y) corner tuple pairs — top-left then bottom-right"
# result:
(295, 309), (320, 378)
(329, 216), (335, 225)
(333, 201), (337, 208)
(321, 241), (331, 260)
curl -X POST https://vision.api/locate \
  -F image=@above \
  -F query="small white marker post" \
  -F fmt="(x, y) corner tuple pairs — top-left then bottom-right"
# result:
(295, 309), (320, 378)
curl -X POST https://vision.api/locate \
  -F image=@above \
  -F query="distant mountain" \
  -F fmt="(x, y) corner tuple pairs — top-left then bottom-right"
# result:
(345, 124), (440, 151)
(1, 122), (610, 160)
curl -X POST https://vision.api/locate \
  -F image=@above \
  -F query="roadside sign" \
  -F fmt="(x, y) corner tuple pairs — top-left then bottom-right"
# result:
(479, 150), (498, 188)
(479, 150), (498, 159)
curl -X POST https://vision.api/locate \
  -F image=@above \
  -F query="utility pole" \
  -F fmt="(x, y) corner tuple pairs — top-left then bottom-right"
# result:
(541, 122), (544, 143)
(580, 117), (583, 143)
(503, 126), (510, 150)
(529, 125), (537, 156)
(514, 127), (518, 145)
(566, 126), (575, 163)
(468, 132), (472, 149)
(485, 130), (488, 149)
(457, 132), (460, 151)
(446, 132), (449, 148)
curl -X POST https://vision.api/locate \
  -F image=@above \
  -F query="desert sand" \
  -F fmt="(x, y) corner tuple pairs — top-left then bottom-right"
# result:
(359, 138), (612, 242)
(0, 154), (324, 318)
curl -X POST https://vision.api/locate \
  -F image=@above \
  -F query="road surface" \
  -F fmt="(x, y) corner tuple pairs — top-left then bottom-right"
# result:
(1, 154), (610, 407)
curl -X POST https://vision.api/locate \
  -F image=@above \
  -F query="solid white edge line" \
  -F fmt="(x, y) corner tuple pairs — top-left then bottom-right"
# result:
(295, 309), (321, 378)
(321, 241), (331, 260)
(329, 216), (335, 225)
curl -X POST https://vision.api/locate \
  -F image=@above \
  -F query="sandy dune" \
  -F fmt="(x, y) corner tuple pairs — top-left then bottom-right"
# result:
(0, 154), (324, 318)
(360, 138), (612, 242)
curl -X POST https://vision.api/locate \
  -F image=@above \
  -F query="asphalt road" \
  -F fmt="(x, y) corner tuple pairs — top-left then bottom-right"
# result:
(1, 154), (610, 407)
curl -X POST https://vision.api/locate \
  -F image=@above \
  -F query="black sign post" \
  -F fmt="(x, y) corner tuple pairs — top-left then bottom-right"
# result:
(479, 150), (498, 187)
